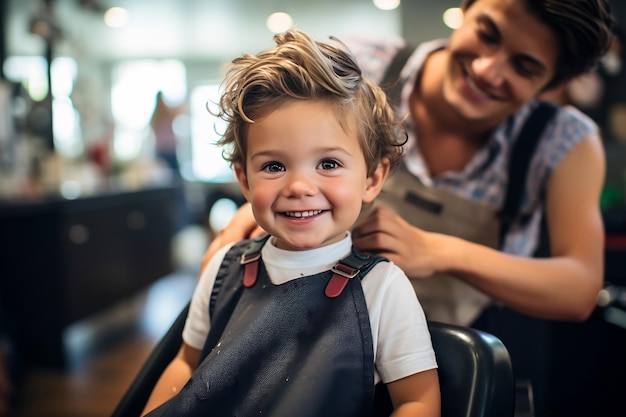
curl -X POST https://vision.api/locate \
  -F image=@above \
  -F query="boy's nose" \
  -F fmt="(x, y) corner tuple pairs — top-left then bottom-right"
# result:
(283, 173), (317, 198)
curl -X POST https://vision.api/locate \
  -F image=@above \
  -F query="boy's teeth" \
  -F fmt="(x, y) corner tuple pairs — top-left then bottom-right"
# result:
(285, 210), (322, 218)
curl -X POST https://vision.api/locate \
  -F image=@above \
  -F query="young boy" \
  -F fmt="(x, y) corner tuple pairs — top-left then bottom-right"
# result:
(142, 30), (440, 417)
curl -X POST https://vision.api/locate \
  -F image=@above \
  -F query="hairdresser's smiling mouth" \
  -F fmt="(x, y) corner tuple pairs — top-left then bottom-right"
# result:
(460, 64), (507, 103)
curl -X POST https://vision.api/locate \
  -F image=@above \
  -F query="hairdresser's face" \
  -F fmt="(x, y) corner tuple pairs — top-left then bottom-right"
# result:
(444, 0), (559, 122)
(235, 100), (383, 251)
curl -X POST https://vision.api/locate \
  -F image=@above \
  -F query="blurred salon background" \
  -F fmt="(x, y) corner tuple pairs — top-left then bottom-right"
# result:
(0, 1), (625, 416)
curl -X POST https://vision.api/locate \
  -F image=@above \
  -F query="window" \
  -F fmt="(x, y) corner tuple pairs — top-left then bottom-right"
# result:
(110, 59), (186, 161)
(187, 84), (235, 183)
(4, 56), (82, 158)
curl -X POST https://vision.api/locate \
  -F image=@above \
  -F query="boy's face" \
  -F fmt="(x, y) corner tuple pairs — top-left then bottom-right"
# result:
(235, 100), (386, 251)
(444, 0), (560, 122)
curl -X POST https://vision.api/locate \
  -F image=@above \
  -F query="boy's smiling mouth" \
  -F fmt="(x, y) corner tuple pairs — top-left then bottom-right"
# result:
(283, 210), (324, 218)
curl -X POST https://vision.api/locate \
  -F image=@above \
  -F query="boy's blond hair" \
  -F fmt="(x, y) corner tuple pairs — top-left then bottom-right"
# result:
(215, 29), (405, 176)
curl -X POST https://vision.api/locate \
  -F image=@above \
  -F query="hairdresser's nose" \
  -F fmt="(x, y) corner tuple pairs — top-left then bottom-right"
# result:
(471, 51), (508, 87)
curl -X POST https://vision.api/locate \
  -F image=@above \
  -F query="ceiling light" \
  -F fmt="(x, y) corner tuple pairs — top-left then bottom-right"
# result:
(373, 0), (400, 11)
(442, 7), (463, 29)
(266, 12), (293, 34)
(104, 7), (130, 28)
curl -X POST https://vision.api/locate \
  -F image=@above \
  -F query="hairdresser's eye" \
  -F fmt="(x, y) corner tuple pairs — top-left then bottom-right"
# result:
(477, 28), (498, 45)
(512, 61), (534, 77)
(475, 16), (500, 45)
(511, 56), (542, 79)
(262, 162), (285, 173)
(318, 159), (341, 170)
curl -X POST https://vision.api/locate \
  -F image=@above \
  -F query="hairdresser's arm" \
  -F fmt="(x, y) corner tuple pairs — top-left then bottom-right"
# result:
(352, 134), (605, 321)
(199, 202), (264, 276)
(387, 369), (440, 417)
(141, 343), (201, 416)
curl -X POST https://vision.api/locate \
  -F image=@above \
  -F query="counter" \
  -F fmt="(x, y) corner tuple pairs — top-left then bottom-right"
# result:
(0, 186), (176, 368)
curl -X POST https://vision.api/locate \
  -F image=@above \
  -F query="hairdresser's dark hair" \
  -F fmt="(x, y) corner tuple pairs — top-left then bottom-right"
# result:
(214, 29), (405, 176)
(462, 0), (615, 89)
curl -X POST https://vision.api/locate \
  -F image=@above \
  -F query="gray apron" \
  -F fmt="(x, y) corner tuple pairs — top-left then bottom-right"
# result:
(148, 238), (382, 417)
(370, 43), (557, 325)
(359, 164), (499, 325)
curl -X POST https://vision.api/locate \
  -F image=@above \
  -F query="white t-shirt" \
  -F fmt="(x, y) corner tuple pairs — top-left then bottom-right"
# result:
(183, 233), (437, 384)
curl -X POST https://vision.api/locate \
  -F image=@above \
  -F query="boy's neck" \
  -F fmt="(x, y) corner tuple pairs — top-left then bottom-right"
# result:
(271, 232), (350, 252)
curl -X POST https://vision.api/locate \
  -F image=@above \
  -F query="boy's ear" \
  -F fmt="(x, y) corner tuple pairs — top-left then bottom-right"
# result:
(234, 163), (251, 201)
(363, 159), (390, 204)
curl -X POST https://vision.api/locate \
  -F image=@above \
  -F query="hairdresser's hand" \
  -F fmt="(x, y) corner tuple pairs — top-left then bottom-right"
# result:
(352, 205), (444, 280)
(200, 202), (265, 275)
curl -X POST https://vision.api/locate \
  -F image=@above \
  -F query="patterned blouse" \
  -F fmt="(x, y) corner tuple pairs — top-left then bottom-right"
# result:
(345, 36), (599, 255)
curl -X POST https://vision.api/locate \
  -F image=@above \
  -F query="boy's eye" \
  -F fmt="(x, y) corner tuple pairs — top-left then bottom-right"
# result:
(262, 162), (285, 173)
(319, 159), (341, 170)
